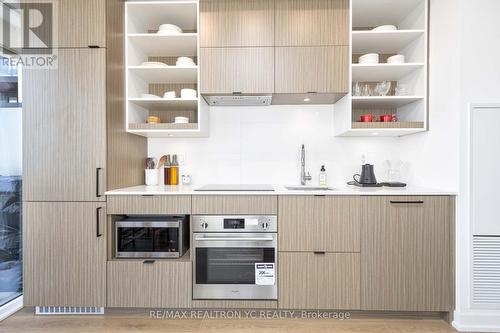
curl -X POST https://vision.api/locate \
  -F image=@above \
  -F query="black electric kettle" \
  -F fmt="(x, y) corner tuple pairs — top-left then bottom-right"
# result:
(352, 164), (378, 185)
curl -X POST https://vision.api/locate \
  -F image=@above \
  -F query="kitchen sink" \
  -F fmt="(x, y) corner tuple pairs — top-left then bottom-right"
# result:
(285, 186), (336, 191)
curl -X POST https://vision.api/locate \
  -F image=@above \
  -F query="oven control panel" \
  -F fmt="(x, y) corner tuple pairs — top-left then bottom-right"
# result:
(192, 215), (277, 232)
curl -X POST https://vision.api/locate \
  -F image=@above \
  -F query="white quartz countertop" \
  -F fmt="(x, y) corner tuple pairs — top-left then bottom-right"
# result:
(105, 185), (457, 196)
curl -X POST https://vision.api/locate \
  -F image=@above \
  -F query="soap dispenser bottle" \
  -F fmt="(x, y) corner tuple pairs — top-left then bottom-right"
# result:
(319, 165), (327, 186)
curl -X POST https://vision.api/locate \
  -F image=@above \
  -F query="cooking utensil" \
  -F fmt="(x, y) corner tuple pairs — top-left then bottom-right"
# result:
(145, 157), (157, 169)
(352, 164), (378, 185)
(360, 114), (374, 122)
(379, 114), (393, 122)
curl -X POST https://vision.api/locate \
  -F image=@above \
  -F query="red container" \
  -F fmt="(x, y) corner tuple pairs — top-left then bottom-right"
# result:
(360, 114), (374, 122)
(379, 114), (393, 122)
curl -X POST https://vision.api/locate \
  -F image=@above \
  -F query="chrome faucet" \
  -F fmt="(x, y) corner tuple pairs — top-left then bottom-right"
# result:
(300, 144), (312, 185)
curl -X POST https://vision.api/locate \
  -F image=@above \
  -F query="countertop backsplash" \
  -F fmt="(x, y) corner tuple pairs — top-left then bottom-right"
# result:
(148, 105), (406, 186)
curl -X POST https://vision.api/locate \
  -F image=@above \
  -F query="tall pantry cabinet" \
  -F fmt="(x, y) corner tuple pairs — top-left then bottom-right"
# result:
(22, 0), (146, 307)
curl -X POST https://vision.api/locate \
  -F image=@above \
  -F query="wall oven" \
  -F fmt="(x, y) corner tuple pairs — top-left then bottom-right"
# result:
(192, 215), (277, 300)
(115, 215), (189, 258)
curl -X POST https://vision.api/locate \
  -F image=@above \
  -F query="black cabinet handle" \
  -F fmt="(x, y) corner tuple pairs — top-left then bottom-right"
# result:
(96, 168), (103, 197)
(313, 251), (326, 255)
(143, 260), (155, 264)
(96, 207), (103, 238)
(390, 200), (424, 204)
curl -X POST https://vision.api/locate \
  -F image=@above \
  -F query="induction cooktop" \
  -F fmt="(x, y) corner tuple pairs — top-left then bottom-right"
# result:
(194, 184), (275, 191)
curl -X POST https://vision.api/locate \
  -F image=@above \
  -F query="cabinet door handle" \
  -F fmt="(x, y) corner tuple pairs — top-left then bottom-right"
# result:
(143, 260), (155, 264)
(313, 251), (326, 255)
(390, 200), (424, 204)
(96, 168), (103, 197)
(96, 207), (103, 238)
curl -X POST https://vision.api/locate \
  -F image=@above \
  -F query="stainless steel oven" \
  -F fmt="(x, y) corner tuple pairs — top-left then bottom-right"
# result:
(115, 215), (189, 258)
(192, 215), (277, 300)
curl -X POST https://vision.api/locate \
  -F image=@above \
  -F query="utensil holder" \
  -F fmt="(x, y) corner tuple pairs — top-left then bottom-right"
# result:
(145, 169), (159, 186)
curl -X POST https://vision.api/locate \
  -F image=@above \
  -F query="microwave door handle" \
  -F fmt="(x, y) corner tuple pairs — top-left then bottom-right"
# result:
(194, 237), (274, 241)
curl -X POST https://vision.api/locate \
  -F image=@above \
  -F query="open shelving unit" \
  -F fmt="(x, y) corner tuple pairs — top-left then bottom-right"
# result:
(334, 0), (428, 137)
(125, 0), (208, 138)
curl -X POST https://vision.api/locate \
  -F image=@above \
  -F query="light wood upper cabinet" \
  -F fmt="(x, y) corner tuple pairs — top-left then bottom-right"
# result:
(107, 261), (192, 308)
(53, 0), (106, 47)
(361, 196), (454, 311)
(275, 0), (349, 46)
(200, 0), (274, 47)
(275, 46), (349, 94)
(279, 252), (360, 309)
(279, 196), (361, 252)
(23, 48), (106, 202)
(200, 47), (274, 94)
(23, 202), (106, 307)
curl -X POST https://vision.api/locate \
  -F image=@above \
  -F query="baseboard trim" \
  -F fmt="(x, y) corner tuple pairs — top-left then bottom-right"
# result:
(453, 310), (500, 332)
(0, 296), (23, 322)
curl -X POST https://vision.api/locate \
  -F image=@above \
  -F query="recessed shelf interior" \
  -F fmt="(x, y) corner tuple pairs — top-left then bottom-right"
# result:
(352, 30), (424, 53)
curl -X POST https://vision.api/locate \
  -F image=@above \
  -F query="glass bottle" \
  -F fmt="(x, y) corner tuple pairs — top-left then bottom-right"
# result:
(170, 155), (179, 185)
(163, 155), (171, 185)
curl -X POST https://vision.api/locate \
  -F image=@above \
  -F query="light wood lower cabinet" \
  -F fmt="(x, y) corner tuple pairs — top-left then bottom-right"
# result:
(361, 196), (454, 311)
(107, 195), (191, 215)
(279, 196), (360, 252)
(193, 195), (277, 214)
(23, 202), (106, 307)
(107, 261), (192, 308)
(278, 252), (360, 309)
(200, 47), (274, 94)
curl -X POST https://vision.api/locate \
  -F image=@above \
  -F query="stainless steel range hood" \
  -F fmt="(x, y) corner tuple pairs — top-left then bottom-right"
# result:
(204, 95), (272, 106)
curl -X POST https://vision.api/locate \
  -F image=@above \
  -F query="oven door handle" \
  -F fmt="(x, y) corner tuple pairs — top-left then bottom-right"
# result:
(194, 236), (275, 242)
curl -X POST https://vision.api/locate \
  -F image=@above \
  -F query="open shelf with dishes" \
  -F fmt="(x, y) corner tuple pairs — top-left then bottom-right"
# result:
(125, 0), (208, 138)
(334, 0), (428, 137)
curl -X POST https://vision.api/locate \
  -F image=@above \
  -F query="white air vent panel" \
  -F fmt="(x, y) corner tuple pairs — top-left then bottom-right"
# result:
(472, 236), (500, 309)
(35, 306), (105, 315)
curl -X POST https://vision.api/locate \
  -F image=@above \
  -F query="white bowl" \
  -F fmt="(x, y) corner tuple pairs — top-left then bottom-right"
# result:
(163, 91), (176, 99)
(141, 61), (168, 67)
(174, 116), (189, 124)
(141, 93), (161, 99)
(158, 24), (182, 33)
(176, 56), (195, 66)
(372, 25), (397, 32)
(180, 88), (197, 99)
(359, 53), (379, 64)
(387, 54), (405, 64)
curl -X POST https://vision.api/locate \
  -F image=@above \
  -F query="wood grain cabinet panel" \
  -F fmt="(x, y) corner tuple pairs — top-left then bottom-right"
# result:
(279, 196), (360, 252)
(200, 47), (274, 94)
(275, 46), (349, 94)
(192, 195), (278, 215)
(107, 261), (192, 308)
(279, 252), (360, 309)
(54, 0), (106, 47)
(23, 202), (106, 307)
(275, 0), (349, 46)
(200, 0), (274, 47)
(107, 195), (191, 215)
(23, 48), (106, 202)
(361, 196), (454, 311)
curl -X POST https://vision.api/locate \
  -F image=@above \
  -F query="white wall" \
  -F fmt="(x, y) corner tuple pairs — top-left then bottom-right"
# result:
(149, 105), (400, 186)
(0, 108), (22, 176)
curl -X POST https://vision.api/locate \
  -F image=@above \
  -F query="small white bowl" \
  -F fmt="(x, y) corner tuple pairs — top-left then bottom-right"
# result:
(372, 25), (397, 32)
(141, 61), (168, 67)
(359, 53), (379, 64)
(176, 56), (195, 67)
(174, 116), (189, 124)
(140, 93), (161, 99)
(163, 91), (176, 99)
(387, 54), (405, 64)
(158, 24), (182, 33)
(180, 88), (197, 99)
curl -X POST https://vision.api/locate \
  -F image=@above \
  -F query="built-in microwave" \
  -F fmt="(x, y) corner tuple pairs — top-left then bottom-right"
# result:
(115, 215), (189, 258)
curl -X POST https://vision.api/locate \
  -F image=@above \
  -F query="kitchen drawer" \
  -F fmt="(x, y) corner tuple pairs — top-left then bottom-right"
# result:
(107, 195), (191, 215)
(107, 260), (192, 308)
(278, 252), (360, 309)
(279, 196), (361, 252)
(192, 195), (278, 214)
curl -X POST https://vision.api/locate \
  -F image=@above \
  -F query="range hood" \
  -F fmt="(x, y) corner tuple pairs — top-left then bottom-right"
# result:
(204, 95), (272, 106)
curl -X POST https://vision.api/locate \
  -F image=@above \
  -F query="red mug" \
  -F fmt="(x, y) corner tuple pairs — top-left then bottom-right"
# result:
(379, 114), (393, 122)
(360, 114), (374, 122)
